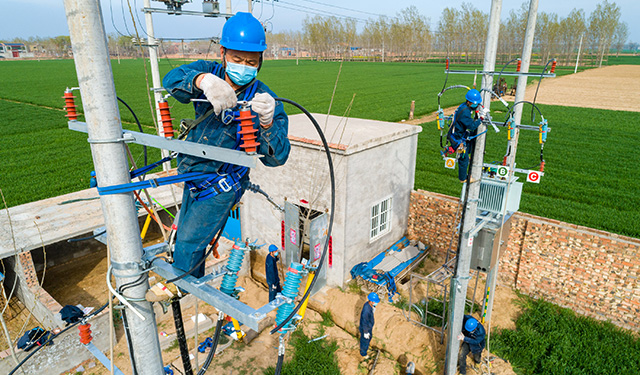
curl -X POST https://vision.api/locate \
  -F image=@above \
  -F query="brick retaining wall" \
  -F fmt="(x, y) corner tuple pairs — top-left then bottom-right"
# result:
(408, 190), (640, 331)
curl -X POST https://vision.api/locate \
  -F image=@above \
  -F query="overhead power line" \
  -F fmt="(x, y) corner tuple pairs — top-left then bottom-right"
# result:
(298, 0), (384, 18)
(274, 1), (367, 22)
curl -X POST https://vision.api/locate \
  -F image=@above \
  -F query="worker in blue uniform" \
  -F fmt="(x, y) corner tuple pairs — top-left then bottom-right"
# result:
(446, 89), (489, 183)
(359, 292), (380, 357)
(162, 12), (291, 279)
(457, 315), (486, 374)
(265, 244), (281, 302)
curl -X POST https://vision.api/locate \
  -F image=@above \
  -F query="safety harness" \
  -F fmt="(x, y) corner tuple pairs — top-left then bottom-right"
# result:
(97, 64), (260, 205)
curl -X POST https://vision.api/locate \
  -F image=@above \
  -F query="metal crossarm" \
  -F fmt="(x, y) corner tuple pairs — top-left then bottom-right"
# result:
(142, 243), (285, 331)
(68, 120), (261, 168)
(445, 69), (556, 78)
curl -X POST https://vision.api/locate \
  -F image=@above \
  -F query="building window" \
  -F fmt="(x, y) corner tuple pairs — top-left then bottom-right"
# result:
(370, 196), (392, 241)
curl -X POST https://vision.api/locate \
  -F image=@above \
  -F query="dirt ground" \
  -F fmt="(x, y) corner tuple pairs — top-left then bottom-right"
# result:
(522, 64), (640, 112)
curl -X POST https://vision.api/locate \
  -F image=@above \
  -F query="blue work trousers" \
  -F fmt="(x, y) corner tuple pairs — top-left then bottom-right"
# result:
(172, 185), (240, 278)
(359, 330), (371, 356)
(458, 342), (482, 375)
(268, 283), (282, 302)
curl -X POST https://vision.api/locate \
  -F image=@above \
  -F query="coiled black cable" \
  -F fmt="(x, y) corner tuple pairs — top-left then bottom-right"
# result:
(269, 97), (335, 334)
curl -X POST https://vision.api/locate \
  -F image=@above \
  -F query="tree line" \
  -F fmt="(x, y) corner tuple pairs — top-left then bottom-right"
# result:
(3, 1), (633, 67)
(268, 0), (631, 67)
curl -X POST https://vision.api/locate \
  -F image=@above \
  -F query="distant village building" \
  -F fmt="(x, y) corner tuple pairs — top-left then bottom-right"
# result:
(0, 43), (34, 59)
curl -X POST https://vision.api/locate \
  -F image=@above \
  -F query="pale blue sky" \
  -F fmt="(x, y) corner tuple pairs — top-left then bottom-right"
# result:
(3, 0), (639, 44)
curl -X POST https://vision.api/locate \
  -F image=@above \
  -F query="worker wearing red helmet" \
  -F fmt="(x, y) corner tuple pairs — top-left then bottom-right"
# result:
(163, 12), (290, 280)
(445, 89), (489, 183)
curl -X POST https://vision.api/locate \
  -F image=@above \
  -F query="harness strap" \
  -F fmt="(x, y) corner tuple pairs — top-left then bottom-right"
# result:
(97, 171), (215, 196)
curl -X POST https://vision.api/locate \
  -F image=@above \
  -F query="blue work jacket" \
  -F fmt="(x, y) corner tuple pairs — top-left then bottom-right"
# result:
(359, 302), (375, 335)
(265, 254), (280, 287)
(162, 60), (291, 175)
(448, 103), (482, 149)
(462, 315), (486, 354)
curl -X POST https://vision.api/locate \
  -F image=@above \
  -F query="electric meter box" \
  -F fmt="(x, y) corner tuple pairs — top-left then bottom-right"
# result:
(470, 213), (514, 273)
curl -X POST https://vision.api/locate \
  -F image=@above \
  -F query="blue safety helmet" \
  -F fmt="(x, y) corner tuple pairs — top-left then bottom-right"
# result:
(368, 292), (380, 304)
(269, 244), (279, 252)
(465, 89), (482, 108)
(465, 317), (479, 332)
(220, 12), (267, 52)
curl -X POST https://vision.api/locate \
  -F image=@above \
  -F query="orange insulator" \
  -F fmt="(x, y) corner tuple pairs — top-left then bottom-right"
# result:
(158, 100), (174, 138)
(79, 323), (92, 345)
(63, 90), (78, 121)
(445, 57), (449, 70)
(516, 59), (522, 72)
(550, 59), (557, 73)
(237, 108), (259, 153)
(540, 161), (545, 172)
(502, 156), (508, 166)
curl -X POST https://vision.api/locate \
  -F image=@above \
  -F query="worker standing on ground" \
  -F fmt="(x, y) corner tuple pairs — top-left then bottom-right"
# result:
(265, 244), (281, 302)
(162, 12), (291, 280)
(445, 89), (488, 183)
(457, 315), (486, 375)
(359, 292), (380, 357)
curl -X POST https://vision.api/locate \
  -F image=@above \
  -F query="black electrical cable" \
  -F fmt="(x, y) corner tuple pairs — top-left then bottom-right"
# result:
(8, 299), (112, 375)
(172, 299), (194, 375)
(269, 97), (335, 335)
(196, 314), (224, 375)
(275, 354), (284, 374)
(121, 309), (139, 375)
(117, 96), (148, 167)
(67, 230), (106, 243)
(530, 59), (554, 122)
(166, 218), (228, 284)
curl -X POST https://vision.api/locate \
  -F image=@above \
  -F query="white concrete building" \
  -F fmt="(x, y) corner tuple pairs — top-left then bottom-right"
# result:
(241, 113), (422, 289)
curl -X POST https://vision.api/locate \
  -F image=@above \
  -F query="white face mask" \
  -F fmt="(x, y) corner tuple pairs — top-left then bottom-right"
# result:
(225, 60), (257, 86)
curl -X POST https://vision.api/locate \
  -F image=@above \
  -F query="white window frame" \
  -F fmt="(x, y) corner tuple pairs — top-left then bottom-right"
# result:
(369, 195), (393, 242)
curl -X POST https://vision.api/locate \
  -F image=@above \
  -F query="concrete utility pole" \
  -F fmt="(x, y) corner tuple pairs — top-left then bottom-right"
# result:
(481, 0), (539, 331)
(574, 33), (584, 74)
(443, 0), (502, 374)
(63, 1), (164, 374)
(506, 0), (539, 168)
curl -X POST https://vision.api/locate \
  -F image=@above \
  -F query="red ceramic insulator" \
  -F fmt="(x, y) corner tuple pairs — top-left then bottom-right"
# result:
(78, 323), (92, 345)
(237, 109), (260, 153)
(446, 58), (449, 70)
(281, 220), (285, 250)
(158, 100), (174, 138)
(550, 59), (557, 73)
(540, 161), (545, 172)
(63, 91), (78, 121)
(502, 156), (508, 166)
(516, 59), (522, 72)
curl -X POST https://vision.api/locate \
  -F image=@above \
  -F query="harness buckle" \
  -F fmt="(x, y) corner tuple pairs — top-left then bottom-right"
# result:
(221, 109), (234, 125)
(218, 178), (232, 192)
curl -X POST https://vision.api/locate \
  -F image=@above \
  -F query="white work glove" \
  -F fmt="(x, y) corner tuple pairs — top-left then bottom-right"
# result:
(458, 333), (465, 341)
(363, 333), (371, 339)
(479, 107), (490, 120)
(198, 73), (237, 116)
(251, 92), (276, 127)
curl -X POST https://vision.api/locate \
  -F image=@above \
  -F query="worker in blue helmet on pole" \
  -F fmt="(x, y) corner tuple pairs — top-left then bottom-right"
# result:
(457, 315), (486, 374)
(445, 89), (489, 183)
(359, 292), (380, 357)
(162, 12), (291, 280)
(265, 244), (282, 302)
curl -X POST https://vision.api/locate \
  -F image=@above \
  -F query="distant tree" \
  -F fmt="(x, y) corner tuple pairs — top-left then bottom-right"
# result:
(460, 2), (488, 64)
(436, 8), (462, 61)
(559, 9), (587, 65)
(361, 16), (390, 61)
(536, 12), (561, 64)
(587, 0), (621, 67)
(613, 22), (629, 56)
(499, 2), (528, 62)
